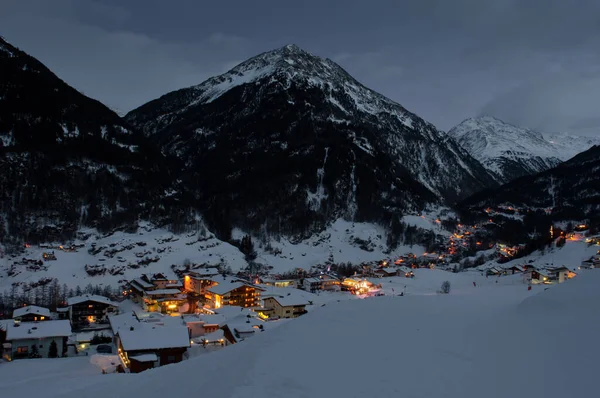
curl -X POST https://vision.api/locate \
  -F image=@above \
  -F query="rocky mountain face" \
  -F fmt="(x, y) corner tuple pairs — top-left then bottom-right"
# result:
(126, 44), (496, 239)
(447, 116), (566, 183)
(0, 37), (177, 245)
(460, 144), (600, 224)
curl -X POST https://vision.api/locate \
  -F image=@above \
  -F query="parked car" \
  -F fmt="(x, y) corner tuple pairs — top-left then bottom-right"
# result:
(96, 344), (113, 354)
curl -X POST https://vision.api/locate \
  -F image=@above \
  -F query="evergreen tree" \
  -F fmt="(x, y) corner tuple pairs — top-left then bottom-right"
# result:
(84, 283), (94, 294)
(61, 284), (69, 305)
(48, 340), (58, 358)
(29, 344), (41, 358)
(75, 286), (82, 296)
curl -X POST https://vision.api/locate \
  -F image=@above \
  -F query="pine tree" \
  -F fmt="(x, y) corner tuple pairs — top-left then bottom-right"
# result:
(61, 284), (69, 305)
(29, 343), (41, 358)
(48, 340), (58, 358)
(75, 286), (82, 296)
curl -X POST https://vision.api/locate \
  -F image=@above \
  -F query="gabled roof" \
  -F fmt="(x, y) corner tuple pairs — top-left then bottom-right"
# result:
(67, 294), (119, 307)
(5, 319), (72, 340)
(13, 305), (51, 319)
(118, 322), (190, 351)
(208, 282), (264, 295)
(375, 267), (397, 274)
(130, 353), (158, 362)
(188, 268), (220, 278)
(130, 278), (154, 290)
(143, 288), (182, 296)
(266, 294), (309, 307)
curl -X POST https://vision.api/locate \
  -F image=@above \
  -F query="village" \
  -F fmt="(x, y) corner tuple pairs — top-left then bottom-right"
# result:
(1, 209), (600, 375)
(2, 230), (599, 375)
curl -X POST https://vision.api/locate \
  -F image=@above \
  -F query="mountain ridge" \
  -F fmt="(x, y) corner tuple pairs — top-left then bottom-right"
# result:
(0, 36), (179, 245)
(448, 116), (566, 183)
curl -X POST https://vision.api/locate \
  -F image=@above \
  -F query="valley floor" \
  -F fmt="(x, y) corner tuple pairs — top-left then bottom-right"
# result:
(2, 269), (598, 398)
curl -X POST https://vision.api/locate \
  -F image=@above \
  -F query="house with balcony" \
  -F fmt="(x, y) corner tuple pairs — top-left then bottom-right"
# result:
(205, 282), (264, 309)
(66, 295), (119, 330)
(13, 305), (51, 322)
(129, 274), (186, 314)
(183, 270), (220, 295)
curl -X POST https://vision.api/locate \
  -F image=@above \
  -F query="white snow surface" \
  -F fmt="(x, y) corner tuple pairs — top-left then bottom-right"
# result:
(0, 219), (424, 290)
(449, 116), (567, 161)
(12, 305), (51, 319)
(543, 131), (600, 160)
(5, 319), (72, 340)
(6, 270), (598, 398)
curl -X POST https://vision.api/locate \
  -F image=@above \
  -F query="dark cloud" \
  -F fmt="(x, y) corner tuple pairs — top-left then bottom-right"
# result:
(2, 0), (599, 135)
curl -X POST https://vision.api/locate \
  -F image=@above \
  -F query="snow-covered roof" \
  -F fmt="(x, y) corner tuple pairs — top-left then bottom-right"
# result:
(131, 278), (154, 290)
(266, 294), (309, 307)
(5, 319), (72, 340)
(13, 305), (51, 319)
(130, 353), (158, 362)
(208, 281), (246, 295)
(208, 281), (263, 295)
(118, 322), (190, 351)
(201, 329), (225, 342)
(304, 277), (321, 283)
(376, 267), (397, 274)
(188, 268), (220, 277)
(213, 306), (255, 321)
(198, 314), (228, 326)
(144, 288), (182, 296)
(398, 266), (413, 273)
(109, 312), (139, 333)
(67, 295), (119, 307)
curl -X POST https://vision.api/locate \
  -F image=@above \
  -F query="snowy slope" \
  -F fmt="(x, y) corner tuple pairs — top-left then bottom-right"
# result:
(544, 132), (600, 160)
(21, 271), (600, 398)
(0, 219), (425, 291)
(448, 116), (565, 182)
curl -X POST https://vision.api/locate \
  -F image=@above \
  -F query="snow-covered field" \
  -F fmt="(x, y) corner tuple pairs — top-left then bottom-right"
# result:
(2, 270), (598, 398)
(0, 219), (425, 290)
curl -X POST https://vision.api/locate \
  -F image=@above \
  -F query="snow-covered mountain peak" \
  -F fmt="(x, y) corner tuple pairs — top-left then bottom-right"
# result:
(448, 116), (563, 182)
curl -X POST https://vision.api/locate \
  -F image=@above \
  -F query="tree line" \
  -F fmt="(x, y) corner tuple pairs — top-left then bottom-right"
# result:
(0, 280), (120, 318)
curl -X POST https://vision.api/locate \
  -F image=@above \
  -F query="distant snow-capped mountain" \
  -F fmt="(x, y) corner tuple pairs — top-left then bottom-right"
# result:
(448, 116), (568, 183)
(543, 132), (600, 161)
(126, 44), (496, 239)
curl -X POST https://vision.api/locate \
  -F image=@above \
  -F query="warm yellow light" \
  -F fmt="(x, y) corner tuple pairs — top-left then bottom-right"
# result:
(167, 304), (178, 309)
(40, 316), (45, 320)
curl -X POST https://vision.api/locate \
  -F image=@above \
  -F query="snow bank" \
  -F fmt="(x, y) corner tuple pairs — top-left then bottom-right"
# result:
(32, 272), (598, 398)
